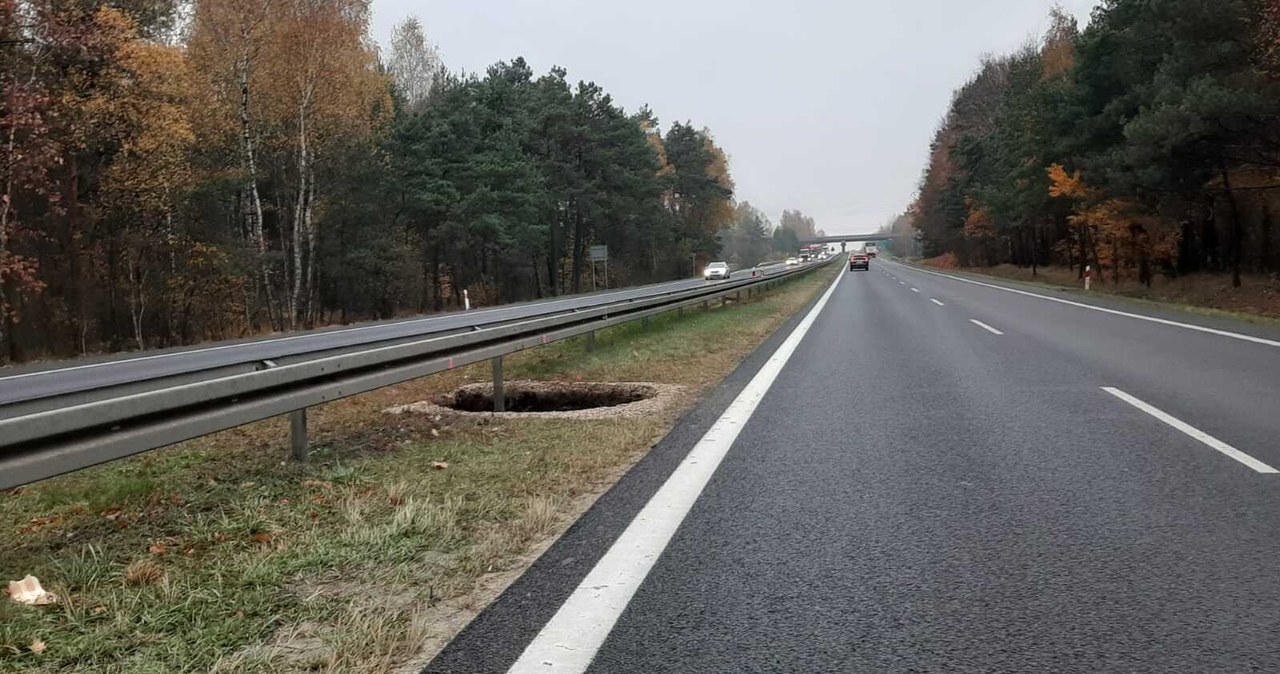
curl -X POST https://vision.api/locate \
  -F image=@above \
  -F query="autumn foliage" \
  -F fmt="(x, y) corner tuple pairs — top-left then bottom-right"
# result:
(0, 1), (737, 363)
(904, 1), (1280, 288)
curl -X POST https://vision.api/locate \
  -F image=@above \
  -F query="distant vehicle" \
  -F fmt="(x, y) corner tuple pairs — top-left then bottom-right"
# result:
(849, 253), (870, 271)
(785, 257), (799, 266)
(704, 261), (731, 280)
(866, 242), (879, 258)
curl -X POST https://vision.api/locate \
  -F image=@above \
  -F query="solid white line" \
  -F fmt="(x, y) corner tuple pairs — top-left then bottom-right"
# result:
(931, 299), (945, 306)
(1101, 387), (1278, 473)
(896, 262), (1280, 349)
(970, 319), (1004, 335)
(507, 269), (846, 674)
(911, 288), (920, 293)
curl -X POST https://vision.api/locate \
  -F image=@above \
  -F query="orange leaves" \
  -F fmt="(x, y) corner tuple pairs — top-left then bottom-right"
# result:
(1047, 163), (1089, 199)
(963, 197), (997, 241)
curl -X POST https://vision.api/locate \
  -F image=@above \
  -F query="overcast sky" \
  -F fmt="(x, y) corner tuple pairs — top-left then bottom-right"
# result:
(370, 1), (1100, 236)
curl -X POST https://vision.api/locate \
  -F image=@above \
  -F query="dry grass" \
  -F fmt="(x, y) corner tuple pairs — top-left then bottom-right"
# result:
(0, 266), (837, 673)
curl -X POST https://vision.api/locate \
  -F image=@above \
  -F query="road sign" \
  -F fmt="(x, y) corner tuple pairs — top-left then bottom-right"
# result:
(589, 245), (608, 262)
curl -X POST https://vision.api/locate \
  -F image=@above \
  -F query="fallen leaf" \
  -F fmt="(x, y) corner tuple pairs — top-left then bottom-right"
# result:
(92, 606), (107, 615)
(7, 576), (57, 606)
(250, 532), (274, 545)
(432, 461), (449, 470)
(29, 639), (45, 655)
(430, 428), (440, 438)
(184, 548), (195, 556)
(101, 508), (123, 521)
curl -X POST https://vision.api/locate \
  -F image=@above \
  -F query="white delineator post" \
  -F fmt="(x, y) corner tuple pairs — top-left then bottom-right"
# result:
(464, 289), (471, 311)
(1084, 265), (1092, 291)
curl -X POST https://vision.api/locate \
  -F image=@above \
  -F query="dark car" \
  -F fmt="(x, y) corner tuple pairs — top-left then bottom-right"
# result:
(849, 253), (870, 271)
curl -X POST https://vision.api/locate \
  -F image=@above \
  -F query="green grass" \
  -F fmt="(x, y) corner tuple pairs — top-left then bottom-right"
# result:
(0, 266), (837, 673)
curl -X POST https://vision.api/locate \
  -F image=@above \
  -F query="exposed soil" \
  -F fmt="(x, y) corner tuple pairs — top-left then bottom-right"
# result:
(387, 381), (683, 420)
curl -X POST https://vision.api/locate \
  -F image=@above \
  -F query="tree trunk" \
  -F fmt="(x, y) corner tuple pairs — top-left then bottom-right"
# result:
(0, 120), (16, 362)
(1219, 162), (1243, 288)
(289, 99), (310, 330)
(1262, 204), (1275, 274)
(1112, 235), (1120, 286)
(1030, 223), (1038, 277)
(238, 51), (272, 329)
(1077, 222), (1088, 279)
(532, 256), (543, 299)
(571, 209), (585, 294)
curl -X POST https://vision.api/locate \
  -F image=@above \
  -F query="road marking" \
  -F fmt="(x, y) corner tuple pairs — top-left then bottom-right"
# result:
(911, 288), (920, 293)
(931, 299), (945, 306)
(1101, 387), (1278, 473)
(970, 319), (1003, 335)
(508, 269), (844, 673)
(897, 262), (1280, 349)
(899, 281), (906, 286)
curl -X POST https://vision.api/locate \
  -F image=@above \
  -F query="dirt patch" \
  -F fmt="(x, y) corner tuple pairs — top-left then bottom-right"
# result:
(387, 381), (684, 420)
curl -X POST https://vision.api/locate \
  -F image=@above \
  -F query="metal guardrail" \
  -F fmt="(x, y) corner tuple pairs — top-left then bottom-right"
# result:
(0, 259), (835, 489)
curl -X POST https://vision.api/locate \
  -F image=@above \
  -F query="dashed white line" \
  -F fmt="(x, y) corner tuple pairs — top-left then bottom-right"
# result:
(899, 281), (906, 286)
(911, 288), (920, 293)
(930, 299), (945, 306)
(507, 266), (847, 673)
(898, 262), (1280, 349)
(970, 319), (1003, 335)
(1102, 387), (1278, 473)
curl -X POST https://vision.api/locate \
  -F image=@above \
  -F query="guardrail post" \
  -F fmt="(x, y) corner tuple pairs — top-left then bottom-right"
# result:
(492, 356), (505, 412)
(290, 409), (308, 462)
(642, 316), (650, 331)
(587, 330), (596, 353)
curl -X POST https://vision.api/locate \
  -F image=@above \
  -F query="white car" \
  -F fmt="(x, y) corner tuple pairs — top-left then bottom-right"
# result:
(785, 257), (799, 266)
(704, 261), (731, 280)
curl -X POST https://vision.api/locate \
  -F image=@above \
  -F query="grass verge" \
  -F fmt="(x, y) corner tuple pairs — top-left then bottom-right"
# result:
(0, 265), (837, 674)
(916, 260), (1280, 327)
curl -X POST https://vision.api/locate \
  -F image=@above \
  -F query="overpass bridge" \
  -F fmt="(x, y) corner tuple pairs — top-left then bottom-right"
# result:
(799, 232), (904, 253)
(798, 233), (902, 245)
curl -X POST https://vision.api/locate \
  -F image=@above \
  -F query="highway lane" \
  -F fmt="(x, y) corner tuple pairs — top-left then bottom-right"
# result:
(426, 257), (1280, 672)
(0, 263), (793, 407)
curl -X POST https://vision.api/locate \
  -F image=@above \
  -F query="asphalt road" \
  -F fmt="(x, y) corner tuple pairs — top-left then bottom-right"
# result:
(0, 263), (793, 407)
(426, 258), (1280, 672)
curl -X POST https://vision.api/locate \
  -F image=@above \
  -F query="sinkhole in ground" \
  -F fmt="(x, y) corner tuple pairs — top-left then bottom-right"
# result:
(441, 381), (658, 413)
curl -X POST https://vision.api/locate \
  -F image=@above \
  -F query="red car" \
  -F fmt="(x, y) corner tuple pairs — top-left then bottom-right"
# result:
(849, 253), (870, 271)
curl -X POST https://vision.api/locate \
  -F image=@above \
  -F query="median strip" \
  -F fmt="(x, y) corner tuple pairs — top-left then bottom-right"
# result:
(0, 268), (841, 673)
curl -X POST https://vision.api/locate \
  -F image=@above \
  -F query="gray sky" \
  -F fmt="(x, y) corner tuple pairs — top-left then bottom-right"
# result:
(371, 0), (1100, 236)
